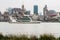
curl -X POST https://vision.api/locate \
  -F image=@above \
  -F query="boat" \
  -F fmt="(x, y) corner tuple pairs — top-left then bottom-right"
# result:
(9, 16), (40, 24)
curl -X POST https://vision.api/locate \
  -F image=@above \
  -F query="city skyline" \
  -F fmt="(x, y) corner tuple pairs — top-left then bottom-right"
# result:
(0, 0), (60, 14)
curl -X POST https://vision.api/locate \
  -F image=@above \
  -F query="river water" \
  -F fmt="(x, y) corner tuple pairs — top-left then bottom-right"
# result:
(0, 22), (60, 37)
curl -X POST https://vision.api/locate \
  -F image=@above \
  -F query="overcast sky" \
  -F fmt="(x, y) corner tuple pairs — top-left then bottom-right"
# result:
(0, 0), (60, 14)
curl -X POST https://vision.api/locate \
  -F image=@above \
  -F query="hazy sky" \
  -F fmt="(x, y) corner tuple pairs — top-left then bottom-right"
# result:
(0, 0), (60, 14)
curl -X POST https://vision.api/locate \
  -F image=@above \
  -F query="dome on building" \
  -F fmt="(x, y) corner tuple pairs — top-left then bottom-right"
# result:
(48, 10), (56, 14)
(48, 10), (57, 17)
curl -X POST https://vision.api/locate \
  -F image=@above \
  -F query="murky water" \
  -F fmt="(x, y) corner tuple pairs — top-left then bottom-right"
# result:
(0, 22), (60, 37)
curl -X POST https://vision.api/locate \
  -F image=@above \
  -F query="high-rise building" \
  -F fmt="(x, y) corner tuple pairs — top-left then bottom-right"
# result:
(21, 5), (26, 15)
(43, 5), (48, 20)
(7, 8), (13, 15)
(22, 5), (25, 11)
(34, 5), (38, 15)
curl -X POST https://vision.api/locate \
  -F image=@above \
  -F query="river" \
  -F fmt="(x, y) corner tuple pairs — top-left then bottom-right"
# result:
(0, 22), (60, 37)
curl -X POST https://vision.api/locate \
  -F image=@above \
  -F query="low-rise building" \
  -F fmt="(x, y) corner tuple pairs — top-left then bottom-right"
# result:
(57, 12), (60, 21)
(3, 12), (10, 22)
(45, 10), (57, 21)
(0, 12), (4, 22)
(25, 11), (30, 15)
(38, 15), (44, 21)
(31, 14), (39, 21)
(0, 15), (4, 22)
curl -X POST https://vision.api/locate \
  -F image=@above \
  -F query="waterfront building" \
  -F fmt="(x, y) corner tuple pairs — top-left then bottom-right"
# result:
(12, 8), (22, 14)
(0, 11), (4, 22)
(21, 5), (25, 11)
(7, 8), (13, 15)
(34, 5), (38, 15)
(57, 12), (60, 21)
(3, 12), (10, 22)
(47, 10), (57, 20)
(32, 14), (39, 21)
(38, 15), (44, 21)
(43, 5), (48, 20)
(25, 11), (30, 15)
(0, 11), (2, 15)
(48, 10), (57, 15)
(43, 5), (57, 21)
(21, 5), (26, 15)
(10, 8), (24, 18)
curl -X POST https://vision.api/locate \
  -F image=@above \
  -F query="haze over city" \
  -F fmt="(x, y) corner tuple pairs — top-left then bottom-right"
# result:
(0, 0), (60, 14)
(0, 0), (60, 38)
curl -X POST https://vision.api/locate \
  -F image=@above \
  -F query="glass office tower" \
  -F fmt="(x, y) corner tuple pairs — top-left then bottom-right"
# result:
(34, 5), (38, 15)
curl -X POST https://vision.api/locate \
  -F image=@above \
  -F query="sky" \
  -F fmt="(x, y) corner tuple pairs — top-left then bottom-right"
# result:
(0, 0), (60, 14)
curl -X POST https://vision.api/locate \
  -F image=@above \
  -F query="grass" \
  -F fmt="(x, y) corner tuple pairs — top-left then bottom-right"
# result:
(0, 33), (60, 40)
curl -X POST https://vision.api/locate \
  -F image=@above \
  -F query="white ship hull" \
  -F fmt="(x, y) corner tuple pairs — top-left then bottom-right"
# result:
(9, 21), (40, 24)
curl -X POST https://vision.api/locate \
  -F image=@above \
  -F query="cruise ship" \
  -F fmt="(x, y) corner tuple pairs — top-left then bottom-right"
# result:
(9, 15), (40, 24)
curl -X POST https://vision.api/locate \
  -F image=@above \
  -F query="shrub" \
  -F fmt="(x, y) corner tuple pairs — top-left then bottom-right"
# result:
(29, 35), (38, 40)
(18, 35), (28, 40)
(39, 34), (56, 40)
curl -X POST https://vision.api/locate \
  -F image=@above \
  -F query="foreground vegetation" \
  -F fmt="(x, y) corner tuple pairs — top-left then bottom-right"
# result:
(0, 33), (60, 40)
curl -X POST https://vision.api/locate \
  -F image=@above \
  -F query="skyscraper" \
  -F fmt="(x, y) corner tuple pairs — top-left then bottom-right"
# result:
(34, 5), (38, 15)
(22, 5), (25, 11)
(43, 5), (48, 20)
(21, 5), (26, 15)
